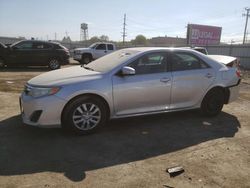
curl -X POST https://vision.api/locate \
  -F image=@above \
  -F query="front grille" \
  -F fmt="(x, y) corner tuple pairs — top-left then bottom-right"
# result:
(74, 50), (81, 54)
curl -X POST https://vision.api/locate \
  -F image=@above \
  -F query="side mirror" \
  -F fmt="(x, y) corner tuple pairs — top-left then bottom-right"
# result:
(121, 66), (135, 76)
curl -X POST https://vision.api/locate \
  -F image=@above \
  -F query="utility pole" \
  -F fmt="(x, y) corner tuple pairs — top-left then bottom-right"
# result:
(55, 32), (57, 41)
(122, 14), (127, 45)
(243, 7), (250, 44)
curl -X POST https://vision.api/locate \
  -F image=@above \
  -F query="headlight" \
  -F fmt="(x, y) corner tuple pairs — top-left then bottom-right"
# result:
(75, 50), (81, 54)
(25, 85), (61, 98)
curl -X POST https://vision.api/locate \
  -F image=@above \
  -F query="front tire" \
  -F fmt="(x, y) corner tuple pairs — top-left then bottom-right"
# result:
(48, 58), (61, 70)
(80, 54), (92, 64)
(61, 96), (107, 135)
(201, 88), (224, 117)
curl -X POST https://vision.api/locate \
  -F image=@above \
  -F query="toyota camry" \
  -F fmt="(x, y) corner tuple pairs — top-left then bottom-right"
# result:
(20, 48), (241, 134)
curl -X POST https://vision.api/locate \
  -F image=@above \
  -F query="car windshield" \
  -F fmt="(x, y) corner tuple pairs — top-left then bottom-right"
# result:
(89, 43), (98, 49)
(10, 41), (22, 47)
(0, 42), (6, 48)
(85, 49), (140, 72)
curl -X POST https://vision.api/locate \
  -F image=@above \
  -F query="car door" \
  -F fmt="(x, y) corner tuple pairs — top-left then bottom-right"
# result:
(170, 52), (215, 109)
(94, 43), (107, 58)
(8, 41), (34, 65)
(32, 42), (53, 65)
(112, 52), (172, 116)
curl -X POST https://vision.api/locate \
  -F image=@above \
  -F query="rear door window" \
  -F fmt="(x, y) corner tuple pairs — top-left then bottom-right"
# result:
(14, 42), (33, 49)
(107, 44), (114, 50)
(33, 42), (52, 49)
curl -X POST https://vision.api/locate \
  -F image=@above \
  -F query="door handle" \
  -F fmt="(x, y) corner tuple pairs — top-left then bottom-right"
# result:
(160, 78), (170, 83)
(205, 73), (213, 78)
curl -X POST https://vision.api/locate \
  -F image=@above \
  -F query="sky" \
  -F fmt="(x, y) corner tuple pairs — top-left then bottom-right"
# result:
(0, 0), (249, 43)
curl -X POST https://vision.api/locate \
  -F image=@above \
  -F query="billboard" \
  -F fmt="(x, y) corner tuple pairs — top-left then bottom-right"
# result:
(187, 24), (222, 45)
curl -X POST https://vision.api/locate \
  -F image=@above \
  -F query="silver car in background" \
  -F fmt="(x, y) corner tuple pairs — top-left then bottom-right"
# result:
(20, 48), (241, 134)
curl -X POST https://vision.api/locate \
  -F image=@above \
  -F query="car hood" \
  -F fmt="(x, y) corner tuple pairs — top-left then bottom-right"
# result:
(75, 47), (91, 51)
(207, 55), (237, 65)
(28, 66), (102, 86)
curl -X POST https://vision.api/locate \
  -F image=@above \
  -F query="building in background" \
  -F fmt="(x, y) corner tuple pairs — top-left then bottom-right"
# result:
(148, 36), (187, 46)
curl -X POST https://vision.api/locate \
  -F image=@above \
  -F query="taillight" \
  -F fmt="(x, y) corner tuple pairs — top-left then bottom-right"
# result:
(64, 49), (70, 56)
(236, 69), (241, 78)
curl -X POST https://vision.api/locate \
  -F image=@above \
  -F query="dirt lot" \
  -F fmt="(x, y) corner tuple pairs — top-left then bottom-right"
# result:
(0, 63), (250, 188)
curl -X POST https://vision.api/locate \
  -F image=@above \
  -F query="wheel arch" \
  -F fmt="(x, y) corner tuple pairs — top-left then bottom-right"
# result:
(202, 85), (230, 105)
(61, 93), (111, 124)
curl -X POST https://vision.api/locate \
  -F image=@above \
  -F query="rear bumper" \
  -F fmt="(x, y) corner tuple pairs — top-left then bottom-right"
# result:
(227, 79), (241, 103)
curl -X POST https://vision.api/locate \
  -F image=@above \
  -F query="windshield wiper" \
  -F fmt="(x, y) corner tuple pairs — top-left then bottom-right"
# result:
(81, 64), (95, 71)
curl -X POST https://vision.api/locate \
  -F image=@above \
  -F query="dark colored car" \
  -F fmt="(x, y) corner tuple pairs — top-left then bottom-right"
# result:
(0, 40), (70, 70)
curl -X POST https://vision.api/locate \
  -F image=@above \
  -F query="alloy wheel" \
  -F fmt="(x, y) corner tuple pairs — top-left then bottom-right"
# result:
(49, 59), (60, 69)
(72, 103), (101, 130)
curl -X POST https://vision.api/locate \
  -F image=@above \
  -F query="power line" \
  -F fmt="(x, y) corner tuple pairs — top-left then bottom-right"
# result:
(122, 14), (127, 44)
(243, 7), (250, 44)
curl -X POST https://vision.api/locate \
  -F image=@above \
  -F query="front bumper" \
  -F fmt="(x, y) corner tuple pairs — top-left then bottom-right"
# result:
(20, 92), (67, 127)
(73, 54), (82, 61)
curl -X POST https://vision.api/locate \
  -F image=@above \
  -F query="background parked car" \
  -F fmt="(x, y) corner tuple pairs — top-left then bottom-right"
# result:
(192, 47), (208, 55)
(0, 40), (70, 70)
(73, 42), (116, 64)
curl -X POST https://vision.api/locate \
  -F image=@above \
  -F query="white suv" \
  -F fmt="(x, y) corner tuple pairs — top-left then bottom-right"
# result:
(73, 42), (116, 64)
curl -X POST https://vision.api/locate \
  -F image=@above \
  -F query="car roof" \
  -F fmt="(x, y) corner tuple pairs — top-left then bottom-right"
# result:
(93, 42), (114, 45)
(19, 40), (60, 45)
(123, 47), (199, 53)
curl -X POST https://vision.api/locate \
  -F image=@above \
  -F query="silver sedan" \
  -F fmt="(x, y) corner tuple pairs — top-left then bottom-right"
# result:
(20, 48), (241, 134)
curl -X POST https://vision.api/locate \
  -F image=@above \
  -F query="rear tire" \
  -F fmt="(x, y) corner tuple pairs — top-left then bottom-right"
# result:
(48, 58), (61, 70)
(201, 88), (224, 117)
(80, 54), (92, 64)
(61, 96), (107, 135)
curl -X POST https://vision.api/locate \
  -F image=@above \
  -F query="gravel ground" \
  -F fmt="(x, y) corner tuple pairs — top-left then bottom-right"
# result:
(0, 64), (249, 188)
